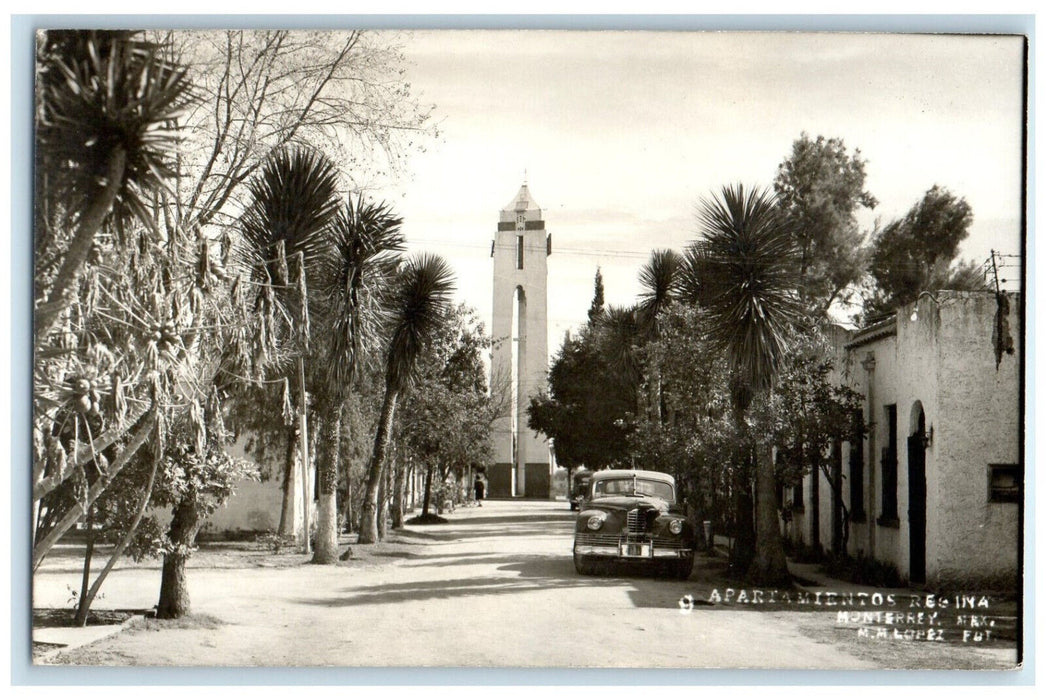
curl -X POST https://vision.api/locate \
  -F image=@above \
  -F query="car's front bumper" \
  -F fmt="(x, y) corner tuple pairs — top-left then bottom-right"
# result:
(574, 533), (692, 559)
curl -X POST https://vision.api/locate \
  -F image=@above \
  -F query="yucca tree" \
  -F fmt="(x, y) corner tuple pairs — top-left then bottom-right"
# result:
(690, 183), (802, 585)
(357, 253), (456, 545)
(636, 249), (682, 423)
(35, 30), (194, 348)
(238, 146), (341, 546)
(309, 197), (405, 562)
(636, 248), (682, 335)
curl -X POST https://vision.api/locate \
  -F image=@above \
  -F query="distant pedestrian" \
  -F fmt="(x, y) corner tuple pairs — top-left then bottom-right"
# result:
(474, 476), (485, 506)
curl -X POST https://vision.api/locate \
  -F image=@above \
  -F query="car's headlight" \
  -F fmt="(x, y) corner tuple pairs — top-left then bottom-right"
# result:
(587, 514), (606, 530)
(668, 519), (684, 535)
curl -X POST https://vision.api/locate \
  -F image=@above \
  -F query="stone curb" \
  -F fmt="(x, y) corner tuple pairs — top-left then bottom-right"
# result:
(33, 612), (146, 665)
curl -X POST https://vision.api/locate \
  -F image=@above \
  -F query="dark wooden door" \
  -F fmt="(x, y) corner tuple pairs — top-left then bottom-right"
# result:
(907, 434), (927, 583)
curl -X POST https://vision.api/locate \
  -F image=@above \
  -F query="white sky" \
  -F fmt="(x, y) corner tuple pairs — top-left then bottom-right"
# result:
(378, 30), (1026, 344)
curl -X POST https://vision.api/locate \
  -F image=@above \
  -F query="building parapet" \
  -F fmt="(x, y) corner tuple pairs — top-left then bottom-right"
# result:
(845, 315), (896, 350)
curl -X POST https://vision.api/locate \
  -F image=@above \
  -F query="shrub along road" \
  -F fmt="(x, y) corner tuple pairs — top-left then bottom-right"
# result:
(32, 500), (1017, 669)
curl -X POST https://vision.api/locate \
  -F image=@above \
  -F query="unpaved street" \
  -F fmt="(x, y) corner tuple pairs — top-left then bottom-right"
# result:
(33, 500), (1017, 669)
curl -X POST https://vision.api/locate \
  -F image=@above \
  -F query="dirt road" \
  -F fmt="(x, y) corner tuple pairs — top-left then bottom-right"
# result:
(32, 500), (1017, 669)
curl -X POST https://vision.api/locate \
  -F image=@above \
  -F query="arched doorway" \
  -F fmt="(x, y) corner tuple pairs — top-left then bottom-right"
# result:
(907, 402), (928, 583)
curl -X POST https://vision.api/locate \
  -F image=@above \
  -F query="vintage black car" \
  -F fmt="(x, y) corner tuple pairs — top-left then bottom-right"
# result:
(572, 469), (695, 579)
(569, 471), (591, 511)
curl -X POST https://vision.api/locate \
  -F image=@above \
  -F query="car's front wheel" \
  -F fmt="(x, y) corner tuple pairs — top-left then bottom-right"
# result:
(573, 546), (598, 576)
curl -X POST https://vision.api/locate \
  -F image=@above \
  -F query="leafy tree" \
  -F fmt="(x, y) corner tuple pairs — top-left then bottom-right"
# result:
(688, 183), (803, 585)
(773, 133), (877, 316)
(153, 415), (259, 619)
(358, 254), (456, 544)
(587, 267), (605, 322)
(755, 334), (865, 554)
(527, 324), (635, 475)
(399, 306), (497, 519)
(865, 185), (984, 316)
(628, 305), (739, 544)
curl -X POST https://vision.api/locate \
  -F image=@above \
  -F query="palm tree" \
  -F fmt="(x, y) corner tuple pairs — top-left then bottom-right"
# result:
(357, 253), (456, 545)
(238, 146), (341, 548)
(308, 197), (405, 561)
(689, 184), (802, 585)
(35, 31), (194, 348)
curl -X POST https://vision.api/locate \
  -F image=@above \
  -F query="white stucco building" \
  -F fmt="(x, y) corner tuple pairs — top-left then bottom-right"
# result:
(787, 291), (1021, 589)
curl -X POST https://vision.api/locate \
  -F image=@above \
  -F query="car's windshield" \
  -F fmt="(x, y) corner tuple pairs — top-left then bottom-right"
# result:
(591, 477), (674, 502)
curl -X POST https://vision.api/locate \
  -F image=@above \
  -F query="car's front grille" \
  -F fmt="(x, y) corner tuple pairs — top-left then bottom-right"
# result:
(626, 509), (644, 535)
(574, 532), (621, 548)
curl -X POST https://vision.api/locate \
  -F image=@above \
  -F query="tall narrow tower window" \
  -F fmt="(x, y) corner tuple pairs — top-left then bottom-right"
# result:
(516, 235), (524, 269)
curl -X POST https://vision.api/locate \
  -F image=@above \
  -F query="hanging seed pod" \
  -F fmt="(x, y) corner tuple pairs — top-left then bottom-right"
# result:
(282, 377), (294, 426)
(110, 374), (126, 421)
(46, 436), (67, 479)
(297, 260), (310, 350)
(190, 400), (206, 455)
(275, 239), (290, 287)
(197, 236), (211, 290)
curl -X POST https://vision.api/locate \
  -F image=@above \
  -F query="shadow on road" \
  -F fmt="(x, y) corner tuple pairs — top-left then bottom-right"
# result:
(292, 549), (733, 613)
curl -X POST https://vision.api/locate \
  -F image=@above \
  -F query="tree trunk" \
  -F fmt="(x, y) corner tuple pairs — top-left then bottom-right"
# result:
(74, 506), (96, 626)
(35, 147), (126, 349)
(156, 499), (203, 619)
(728, 434), (756, 574)
(422, 463), (434, 516)
(376, 463), (389, 541)
(748, 439), (791, 585)
(311, 404), (343, 564)
(358, 384), (399, 544)
(810, 452), (821, 551)
(277, 424), (298, 538)
(340, 476), (354, 534)
(75, 447), (160, 625)
(391, 457), (406, 529)
(408, 460), (416, 511)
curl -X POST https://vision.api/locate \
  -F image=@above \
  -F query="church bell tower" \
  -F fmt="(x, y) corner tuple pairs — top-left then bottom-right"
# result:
(489, 181), (552, 498)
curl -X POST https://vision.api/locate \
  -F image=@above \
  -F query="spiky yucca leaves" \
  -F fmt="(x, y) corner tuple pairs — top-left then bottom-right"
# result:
(637, 248), (682, 335)
(313, 197), (405, 397)
(381, 253), (458, 393)
(35, 30), (195, 348)
(237, 146), (342, 390)
(357, 253), (456, 545)
(239, 147), (342, 281)
(636, 249), (683, 424)
(691, 183), (802, 586)
(36, 30), (193, 234)
(691, 184), (802, 409)
(592, 305), (643, 411)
